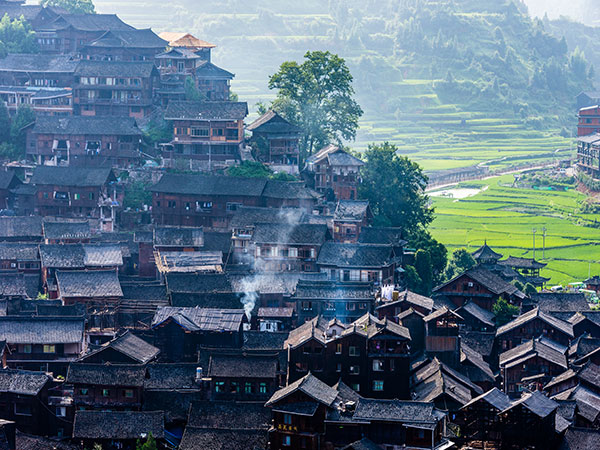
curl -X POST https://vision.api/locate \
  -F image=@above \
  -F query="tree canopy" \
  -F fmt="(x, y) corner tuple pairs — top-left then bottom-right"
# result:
(358, 142), (433, 232)
(444, 248), (476, 281)
(41, 0), (96, 14)
(493, 298), (520, 326)
(268, 51), (363, 159)
(0, 14), (38, 57)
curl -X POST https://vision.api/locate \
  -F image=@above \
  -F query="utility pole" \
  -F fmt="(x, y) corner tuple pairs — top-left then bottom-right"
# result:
(533, 228), (537, 260)
(542, 227), (547, 260)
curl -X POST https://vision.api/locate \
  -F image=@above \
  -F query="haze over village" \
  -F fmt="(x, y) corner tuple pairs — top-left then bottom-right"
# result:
(0, 0), (598, 449)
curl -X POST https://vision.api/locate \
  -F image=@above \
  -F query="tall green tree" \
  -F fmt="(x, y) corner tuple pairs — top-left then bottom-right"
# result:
(136, 433), (157, 450)
(41, 0), (96, 14)
(414, 249), (433, 295)
(358, 142), (433, 232)
(493, 298), (519, 326)
(444, 248), (476, 281)
(268, 51), (363, 159)
(0, 14), (38, 56)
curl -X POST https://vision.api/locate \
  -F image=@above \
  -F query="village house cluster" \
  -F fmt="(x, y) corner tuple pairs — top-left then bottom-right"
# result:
(0, 1), (596, 449)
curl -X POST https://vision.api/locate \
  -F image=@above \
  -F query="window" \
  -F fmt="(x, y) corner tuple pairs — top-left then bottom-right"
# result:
(259, 382), (267, 394)
(43, 345), (56, 354)
(212, 128), (224, 136)
(288, 247), (298, 258)
(349, 346), (360, 356)
(349, 270), (360, 281)
(325, 302), (335, 311)
(56, 406), (66, 417)
(359, 302), (368, 310)
(351, 383), (360, 392)
(79, 389), (89, 395)
(89, 193), (95, 200)
(336, 343), (342, 354)
(336, 363), (342, 372)
(373, 380), (384, 391)
(310, 248), (316, 258)
(22, 344), (32, 354)
(346, 303), (356, 311)
(283, 435), (291, 447)
(168, 200), (177, 208)
(245, 382), (253, 394)
(373, 360), (384, 371)
(226, 202), (242, 212)
(301, 301), (312, 311)
(349, 365), (360, 375)
(102, 389), (110, 397)
(230, 381), (239, 393)
(43, 192), (49, 199)
(215, 382), (225, 392)
(390, 359), (395, 371)
(14, 404), (32, 416)
(123, 389), (134, 398)
(283, 413), (292, 425)
(73, 193), (80, 200)
(191, 128), (209, 137)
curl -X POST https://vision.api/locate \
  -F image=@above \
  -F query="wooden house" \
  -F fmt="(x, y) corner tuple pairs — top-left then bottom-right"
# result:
(158, 32), (215, 61)
(0, 316), (85, 376)
(332, 200), (372, 243)
(80, 29), (167, 62)
(67, 363), (145, 411)
(55, 269), (123, 309)
(73, 60), (159, 118)
(151, 307), (245, 361)
(246, 110), (301, 174)
(577, 133), (600, 179)
(376, 290), (434, 319)
(26, 115), (143, 167)
(457, 300), (496, 332)
(304, 145), (364, 201)
(433, 266), (526, 311)
(31, 166), (118, 224)
(317, 242), (398, 285)
(0, 243), (39, 274)
(0, 53), (77, 87)
(162, 101), (247, 169)
(496, 307), (575, 351)
(498, 256), (549, 288)
(457, 388), (512, 446)
(0, 171), (21, 210)
(397, 308), (426, 354)
(72, 410), (164, 450)
(0, 86), (73, 117)
(423, 307), (464, 366)
(78, 331), (159, 365)
(499, 337), (569, 396)
(578, 105), (600, 137)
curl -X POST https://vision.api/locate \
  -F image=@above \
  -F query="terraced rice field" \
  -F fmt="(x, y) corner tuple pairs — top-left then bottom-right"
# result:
(430, 175), (600, 285)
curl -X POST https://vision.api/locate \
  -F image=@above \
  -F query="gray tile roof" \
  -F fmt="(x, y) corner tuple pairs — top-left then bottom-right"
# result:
(31, 116), (142, 136)
(358, 227), (405, 247)
(230, 206), (304, 228)
(187, 400), (271, 430)
(152, 307), (244, 332)
(0, 216), (42, 240)
(496, 307), (574, 338)
(33, 166), (113, 187)
(461, 387), (512, 411)
(150, 173), (267, 197)
(75, 60), (157, 78)
(0, 317), (84, 344)
(262, 180), (320, 200)
(0, 369), (50, 396)
(459, 301), (495, 327)
(56, 269), (123, 298)
(499, 337), (568, 369)
(194, 61), (235, 80)
(293, 280), (374, 301)
(73, 411), (164, 440)
(252, 223), (328, 245)
(317, 243), (394, 268)
(84, 331), (159, 364)
(334, 200), (369, 222)
(266, 372), (339, 408)
(208, 354), (277, 379)
(559, 428), (600, 450)
(164, 101), (247, 121)
(530, 293), (590, 313)
(87, 29), (167, 49)
(165, 273), (232, 294)
(352, 398), (439, 424)
(0, 53), (78, 73)
(42, 220), (91, 240)
(0, 273), (28, 297)
(246, 110), (301, 133)
(504, 390), (558, 418)
(472, 243), (503, 261)
(143, 363), (201, 390)
(154, 226), (203, 247)
(67, 363), (146, 387)
(307, 145), (364, 167)
(0, 243), (38, 261)
(42, 13), (134, 32)
(179, 428), (266, 450)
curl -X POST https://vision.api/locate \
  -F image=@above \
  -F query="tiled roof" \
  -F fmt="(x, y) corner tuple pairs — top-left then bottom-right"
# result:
(472, 243), (503, 261)
(252, 223), (328, 245)
(307, 145), (364, 167)
(358, 227), (406, 247)
(42, 220), (91, 240)
(152, 307), (244, 332)
(317, 243), (394, 268)
(56, 269), (123, 298)
(179, 428), (266, 450)
(86, 29), (167, 49)
(230, 206), (304, 228)
(496, 307), (574, 338)
(155, 251), (222, 273)
(73, 411), (164, 440)
(257, 307), (294, 318)
(67, 363), (146, 387)
(293, 280), (374, 300)
(144, 363), (201, 390)
(0, 53), (78, 73)
(461, 387), (512, 411)
(0, 170), (17, 190)
(0, 369), (50, 395)
(242, 331), (289, 351)
(159, 32), (215, 48)
(33, 166), (113, 187)
(75, 60), (157, 78)
(499, 256), (546, 269)
(165, 273), (232, 294)
(164, 101), (247, 121)
(83, 331), (159, 364)
(504, 390), (558, 418)
(208, 354), (277, 378)
(195, 61), (235, 79)
(266, 372), (339, 407)
(0, 243), (38, 261)
(530, 293), (590, 313)
(0, 317), (84, 344)
(0, 216), (42, 239)
(44, 13), (133, 32)
(0, 271), (28, 298)
(262, 180), (319, 200)
(352, 398), (439, 425)
(559, 428), (600, 450)
(121, 283), (168, 301)
(32, 116), (141, 136)
(150, 173), (266, 197)
(334, 200), (369, 222)
(341, 438), (382, 450)
(154, 226), (203, 247)
(376, 290), (433, 313)
(40, 243), (122, 269)
(459, 301), (495, 327)
(435, 266), (525, 298)
(499, 337), (568, 369)
(460, 342), (495, 382)
(246, 110), (301, 133)
(187, 401), (270, 430)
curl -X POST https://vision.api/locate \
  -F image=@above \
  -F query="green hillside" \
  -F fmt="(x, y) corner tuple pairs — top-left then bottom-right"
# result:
(95, 0), (592, 171)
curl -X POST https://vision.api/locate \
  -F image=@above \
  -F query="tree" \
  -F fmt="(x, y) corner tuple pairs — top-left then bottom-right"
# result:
(227, 161), (273, 178)
(403, 265), (422, 293)
(41, 0), (96, 14)
(268, 51), (363, 159)
(123, 180), (152, 210)
(358, 142), (433, 233)
(143, 118), (172, 147)
(493, 298), (519, 326)
(136, 433), (157, 450)
(444, 248), (475, 280)
(184, 76), (205, 101)
(414, 249), (433, 295)
(10, 105), (35, 159)
(0, 14), (38, 56)
(0, 102), (10, 143)
(523, 283), (537, 295)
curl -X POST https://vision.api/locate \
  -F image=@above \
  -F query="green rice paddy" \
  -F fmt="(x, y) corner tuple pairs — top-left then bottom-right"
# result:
(430, 175), (600, 286)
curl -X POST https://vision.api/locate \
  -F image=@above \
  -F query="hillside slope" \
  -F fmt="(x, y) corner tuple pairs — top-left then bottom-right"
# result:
(96, 0), (592, 171)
